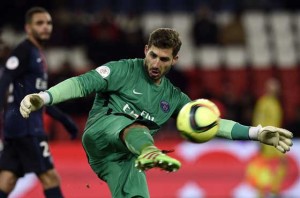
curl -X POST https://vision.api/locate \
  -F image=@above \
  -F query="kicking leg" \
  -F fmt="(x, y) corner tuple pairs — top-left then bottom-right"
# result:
(122, 124), (181, 172)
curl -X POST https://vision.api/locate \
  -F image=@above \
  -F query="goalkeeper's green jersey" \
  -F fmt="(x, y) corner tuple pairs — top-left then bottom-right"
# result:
(46, 58), (253, 198)
(48, 58), (190, 134)
(47, 58), (250, 140)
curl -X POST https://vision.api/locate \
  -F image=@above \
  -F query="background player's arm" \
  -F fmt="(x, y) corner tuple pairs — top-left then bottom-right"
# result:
(0, 74), (13, 112)
(45, 106), (79, 139)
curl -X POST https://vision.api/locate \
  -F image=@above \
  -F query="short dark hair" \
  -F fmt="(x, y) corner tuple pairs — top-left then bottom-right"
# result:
(25, 7), (49, 24)
(147, 28), (182, 57)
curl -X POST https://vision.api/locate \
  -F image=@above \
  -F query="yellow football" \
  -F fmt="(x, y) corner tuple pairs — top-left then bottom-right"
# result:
(176, 99), (220, 143)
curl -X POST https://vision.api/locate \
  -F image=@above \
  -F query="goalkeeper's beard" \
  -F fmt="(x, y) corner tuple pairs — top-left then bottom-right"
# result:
(144, 61), (172, 81)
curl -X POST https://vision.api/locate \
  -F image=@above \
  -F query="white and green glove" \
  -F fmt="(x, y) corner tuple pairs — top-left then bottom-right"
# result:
(20, 92), (49, 118)
(250, 125), (293, 153)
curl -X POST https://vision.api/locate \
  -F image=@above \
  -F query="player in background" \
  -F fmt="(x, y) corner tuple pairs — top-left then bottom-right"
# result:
(0, 7), (78, 198)
(249, 78), (287, 197)
(19, 28), (293, 198)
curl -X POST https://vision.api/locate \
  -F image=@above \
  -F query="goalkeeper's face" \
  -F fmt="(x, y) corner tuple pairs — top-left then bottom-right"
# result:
(144, 45), (178, 85)
(26, 12), (53, 44)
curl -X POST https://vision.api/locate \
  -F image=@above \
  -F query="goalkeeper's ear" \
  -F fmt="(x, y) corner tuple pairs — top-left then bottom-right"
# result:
(171, 55), (179, 66)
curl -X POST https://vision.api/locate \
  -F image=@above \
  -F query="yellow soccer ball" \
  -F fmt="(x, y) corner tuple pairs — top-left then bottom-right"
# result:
(176, 99), (220, 143)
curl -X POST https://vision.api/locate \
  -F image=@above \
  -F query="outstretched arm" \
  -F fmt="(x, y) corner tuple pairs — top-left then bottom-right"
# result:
(20, 70), (106, 118)
(217, 119), (293, 154)
(20, 76), (84, 119)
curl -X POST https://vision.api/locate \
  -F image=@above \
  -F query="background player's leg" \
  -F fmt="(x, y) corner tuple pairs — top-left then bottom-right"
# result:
(38, 169), (63, 198)
(0, 170), (18, 197)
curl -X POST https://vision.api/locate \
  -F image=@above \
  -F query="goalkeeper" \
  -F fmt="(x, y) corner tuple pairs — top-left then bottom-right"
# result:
(19, 28), (293, 198)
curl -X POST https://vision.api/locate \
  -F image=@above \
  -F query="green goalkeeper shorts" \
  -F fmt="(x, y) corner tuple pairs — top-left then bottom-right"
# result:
(82, 113), (150, 198)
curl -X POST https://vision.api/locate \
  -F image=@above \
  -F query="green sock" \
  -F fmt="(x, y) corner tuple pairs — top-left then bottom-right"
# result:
(124, 127), (154, 155)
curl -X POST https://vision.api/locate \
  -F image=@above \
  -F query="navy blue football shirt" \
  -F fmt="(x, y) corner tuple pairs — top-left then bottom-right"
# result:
(0, 39), (48, 138)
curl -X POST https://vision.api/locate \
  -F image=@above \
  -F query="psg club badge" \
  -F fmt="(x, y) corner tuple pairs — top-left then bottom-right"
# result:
(160, 101), (170, 113)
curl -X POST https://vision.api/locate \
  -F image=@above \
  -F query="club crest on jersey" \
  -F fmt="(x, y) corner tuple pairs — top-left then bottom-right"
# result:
(6, 56), (19, 70)
(160, 101), (170, 113)
(96, 65), (110, 78)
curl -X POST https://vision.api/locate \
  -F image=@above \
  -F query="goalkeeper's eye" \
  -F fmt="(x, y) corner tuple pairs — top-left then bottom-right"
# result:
(150, 51), (158, 59)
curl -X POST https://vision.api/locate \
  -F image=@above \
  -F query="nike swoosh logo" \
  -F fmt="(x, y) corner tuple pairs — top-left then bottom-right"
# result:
(133, 89), (142, 95)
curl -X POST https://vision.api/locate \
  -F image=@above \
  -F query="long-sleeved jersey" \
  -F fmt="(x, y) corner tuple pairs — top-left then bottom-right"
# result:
(45, 58), (251, 140)
(47, 58), (191, 135)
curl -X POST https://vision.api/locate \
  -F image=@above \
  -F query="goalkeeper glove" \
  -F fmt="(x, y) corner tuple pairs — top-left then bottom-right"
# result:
(250, 125), (293, 153)
(20, 93), (45, 118)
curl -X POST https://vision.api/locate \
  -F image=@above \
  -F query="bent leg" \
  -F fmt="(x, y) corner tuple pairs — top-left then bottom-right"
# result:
(82, 127), (150, 198)
(123, 124), (181, 172)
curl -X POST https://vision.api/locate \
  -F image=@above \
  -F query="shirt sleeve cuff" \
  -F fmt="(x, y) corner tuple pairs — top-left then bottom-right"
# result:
(38, 91), (51, 105)
(249, 125), (262, 140)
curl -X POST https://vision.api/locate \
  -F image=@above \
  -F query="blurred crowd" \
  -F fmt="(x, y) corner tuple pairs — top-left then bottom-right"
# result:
(1, 0), (300, 139)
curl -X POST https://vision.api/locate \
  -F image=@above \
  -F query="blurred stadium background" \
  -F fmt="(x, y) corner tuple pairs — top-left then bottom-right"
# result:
(1, 0), (300, 197)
